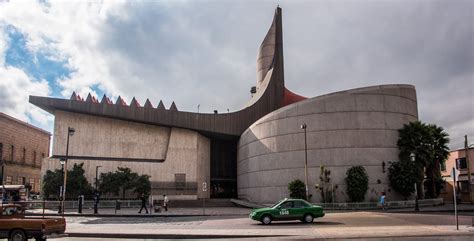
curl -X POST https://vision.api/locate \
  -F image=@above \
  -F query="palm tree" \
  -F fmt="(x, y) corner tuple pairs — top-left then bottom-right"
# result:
(397, 121), (449, 198)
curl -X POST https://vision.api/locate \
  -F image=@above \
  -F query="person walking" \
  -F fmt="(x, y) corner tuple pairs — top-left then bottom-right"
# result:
(139, 193), (149, 214)
(163, 194), (169, 212)
(379, 192), (386, 211)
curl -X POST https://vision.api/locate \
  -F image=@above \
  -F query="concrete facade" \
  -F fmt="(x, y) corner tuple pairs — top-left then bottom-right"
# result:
(30, 8), (421, 203)
(42, 111), (210, 199)
(0, 112), (51, 192)
(237, 85), (418, 203)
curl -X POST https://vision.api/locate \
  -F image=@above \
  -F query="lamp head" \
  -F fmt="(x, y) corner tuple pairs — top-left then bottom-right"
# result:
(68, 127), (75, 136)
(300, 123), (307, 129)
(59, 158), (66, 165)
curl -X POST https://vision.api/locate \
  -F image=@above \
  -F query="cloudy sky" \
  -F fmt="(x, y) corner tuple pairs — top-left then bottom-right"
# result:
(0, 0), (472, 149)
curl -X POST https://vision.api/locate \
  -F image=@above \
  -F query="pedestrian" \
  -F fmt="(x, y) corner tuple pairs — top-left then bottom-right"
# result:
(163, 194), (169, 211)
(379, 192), (386, 210)
(139, 193), (149, 214)
(93, 192), (100, 214)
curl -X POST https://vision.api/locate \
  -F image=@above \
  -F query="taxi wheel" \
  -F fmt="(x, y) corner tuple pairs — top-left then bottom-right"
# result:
(303, 213), (314, 223)
(261, 215), (272, 225)
(10, 229), (27, 241)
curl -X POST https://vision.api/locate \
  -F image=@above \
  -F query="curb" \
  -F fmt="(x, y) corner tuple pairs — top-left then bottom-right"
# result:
(27, 213), (213, 218)
(66, 232), (290, 239)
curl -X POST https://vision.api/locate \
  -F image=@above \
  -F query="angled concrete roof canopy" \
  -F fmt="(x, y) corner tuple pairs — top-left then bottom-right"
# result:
(29, 7), (303, 138)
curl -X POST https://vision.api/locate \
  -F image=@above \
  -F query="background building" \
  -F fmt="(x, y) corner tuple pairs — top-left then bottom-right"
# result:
(0, 112), (51, 193)
(31, 7), (418, 202)
(441, 147), (474, 203)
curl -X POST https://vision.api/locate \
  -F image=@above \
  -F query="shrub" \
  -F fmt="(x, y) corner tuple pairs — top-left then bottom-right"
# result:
(345, 166), (369, 202)
(288, 179), (306, 200)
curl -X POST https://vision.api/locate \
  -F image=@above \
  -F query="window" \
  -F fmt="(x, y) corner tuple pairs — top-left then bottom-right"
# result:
(0, 143), (3, 160)
(175, 173), (186, 190)
(5, 176), (12, 185)
(2, 206), (22, 216)
(294, 200), (310, 208)
(456, 158), (467, 169)
(10, 145), (14, 162)
(17, 177), (24, 185)
(279, 201), (293, 209)
(29, 178), (35, 192)
(22, 148), (26, 163)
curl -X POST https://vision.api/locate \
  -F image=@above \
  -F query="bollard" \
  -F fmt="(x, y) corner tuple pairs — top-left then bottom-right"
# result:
(115, 199), (121, 214)
(77, 195), (84, 214)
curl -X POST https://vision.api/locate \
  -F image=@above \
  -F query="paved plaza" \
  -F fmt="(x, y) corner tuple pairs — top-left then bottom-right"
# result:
(42, 208), (474, 240)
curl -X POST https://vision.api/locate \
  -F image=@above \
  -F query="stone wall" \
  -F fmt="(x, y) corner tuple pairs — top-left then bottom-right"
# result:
(42, 111), (210, 199)
(237, 85), (418, 204)
(0, 113), (50, 192)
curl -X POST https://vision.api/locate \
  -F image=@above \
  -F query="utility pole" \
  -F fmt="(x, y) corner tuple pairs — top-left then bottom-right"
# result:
(465, 135), (472, 203)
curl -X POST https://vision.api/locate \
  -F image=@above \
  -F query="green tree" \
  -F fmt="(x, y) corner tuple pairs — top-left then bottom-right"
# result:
(345, 166), (369, 202)
(66, 163), (94, 198)
(133, 175), (151, 197)
(397, 121), (449, 198)
(116, 167), (138, 199)
(288, 179), (306, 200)
(42, 169), (63, 199)
(42, 163), (93, 199)
(388, 160), (416, 198)
(98, 171), (121, 196)
(99, 167), (143, 198)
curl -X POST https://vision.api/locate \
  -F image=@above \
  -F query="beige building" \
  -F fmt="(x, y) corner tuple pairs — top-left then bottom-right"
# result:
(0, 112), (51, 193)
(32, 7), (419, 203)
(441, 147), (474, 203)
(41, 111), (210, 199)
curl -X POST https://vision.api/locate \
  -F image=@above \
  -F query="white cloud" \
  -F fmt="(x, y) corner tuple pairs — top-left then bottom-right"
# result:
(0, 0), (471, 150)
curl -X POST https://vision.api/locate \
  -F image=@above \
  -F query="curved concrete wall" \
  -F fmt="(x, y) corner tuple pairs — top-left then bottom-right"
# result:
(237, 85), (418, 204)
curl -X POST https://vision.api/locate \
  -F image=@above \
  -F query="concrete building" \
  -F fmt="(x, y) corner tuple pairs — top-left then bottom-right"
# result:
(440, 147), (474, 203)
(0, 112), (51, 193)
(30, 7), (418, 202)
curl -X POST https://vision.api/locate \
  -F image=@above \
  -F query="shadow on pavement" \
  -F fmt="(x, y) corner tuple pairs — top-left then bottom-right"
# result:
(251, 220), (343, 226)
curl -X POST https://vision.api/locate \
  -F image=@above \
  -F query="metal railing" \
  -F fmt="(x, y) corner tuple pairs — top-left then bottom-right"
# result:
(312, 198), (444, 210)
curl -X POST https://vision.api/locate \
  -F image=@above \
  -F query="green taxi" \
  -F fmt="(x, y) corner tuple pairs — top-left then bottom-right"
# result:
(249, 198), (324, 225)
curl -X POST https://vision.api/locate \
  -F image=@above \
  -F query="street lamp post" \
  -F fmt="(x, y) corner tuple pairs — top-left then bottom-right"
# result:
(301, 123), (309, 200)
(61, 127), (75, 214)
(410, 153), (420, 212)
(95, 166), (102, 191)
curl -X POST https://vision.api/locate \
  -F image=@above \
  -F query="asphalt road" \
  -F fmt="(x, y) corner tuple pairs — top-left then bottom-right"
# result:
(51, 211), (474, 240)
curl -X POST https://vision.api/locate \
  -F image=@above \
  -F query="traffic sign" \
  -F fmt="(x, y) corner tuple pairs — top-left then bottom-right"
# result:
(202, 182), (207, 192)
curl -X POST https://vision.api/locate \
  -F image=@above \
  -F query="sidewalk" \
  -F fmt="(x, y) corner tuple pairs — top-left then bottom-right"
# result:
(26, 203), (474, 218)
(27, 206), (252, 217)
(387, 204), (474, 213)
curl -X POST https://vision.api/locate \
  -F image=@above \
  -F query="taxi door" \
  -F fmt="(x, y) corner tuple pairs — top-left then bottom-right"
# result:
(276, 201), (293, 220)
(289, 200), (309, 219)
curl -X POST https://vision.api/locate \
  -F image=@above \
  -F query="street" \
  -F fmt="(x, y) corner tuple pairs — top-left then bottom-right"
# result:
(54, 211), (474, 240)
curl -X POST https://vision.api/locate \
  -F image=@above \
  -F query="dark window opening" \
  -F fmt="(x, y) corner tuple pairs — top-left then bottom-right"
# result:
(210, 139), (237, 198)
(22, 148), (26, 163)
(456, 158), (467, 169)
(10, 145), (14, 162)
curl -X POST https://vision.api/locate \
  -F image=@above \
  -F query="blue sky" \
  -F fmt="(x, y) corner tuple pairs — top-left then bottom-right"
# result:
(0, 1), (472, 149)
(5, 25), (69, 98)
